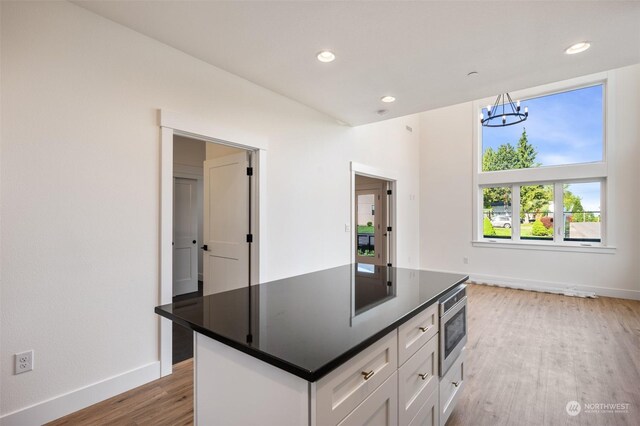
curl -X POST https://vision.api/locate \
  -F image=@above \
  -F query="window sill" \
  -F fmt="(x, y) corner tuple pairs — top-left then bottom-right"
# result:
(471, 240), (616, 254)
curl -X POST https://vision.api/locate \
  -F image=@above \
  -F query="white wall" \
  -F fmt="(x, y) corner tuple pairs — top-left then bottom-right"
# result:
(173, 135), (205, 168)
(419, 64), (640, 300)
(0, 1), (420, 421)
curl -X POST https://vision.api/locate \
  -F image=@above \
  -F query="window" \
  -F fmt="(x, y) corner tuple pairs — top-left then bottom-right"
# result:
(474, 76), (609, 251)
(482, 85), (603, 170)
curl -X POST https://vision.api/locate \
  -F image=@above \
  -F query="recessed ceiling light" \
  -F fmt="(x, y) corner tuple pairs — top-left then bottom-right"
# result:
(317, 50), (336, 63)
(381, 96), (396, 103)
(565, 42), (591, 55)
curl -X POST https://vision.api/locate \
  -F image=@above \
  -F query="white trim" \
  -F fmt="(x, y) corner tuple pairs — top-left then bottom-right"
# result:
(173, 163), (204, 179)
(159, 109), (267, 377)
(160, 126), (174, 376)
(477, 162), (607, 186)
(350, 162), (398, 266)
(471, 240), (616, 254)
(350, 162), (399, 181)
(160, 110), (268, 151)
(0, 362), (160, 425)
(420, 268), (639, 301)
(468, 273), (639, 301)
(474, 71), (608, 110)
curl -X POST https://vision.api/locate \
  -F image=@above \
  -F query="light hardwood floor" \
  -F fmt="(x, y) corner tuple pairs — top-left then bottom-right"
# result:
(47, 284), (640, 426)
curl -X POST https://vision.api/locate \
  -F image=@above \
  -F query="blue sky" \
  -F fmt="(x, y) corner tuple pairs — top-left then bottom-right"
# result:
(482, 85), (603, 211)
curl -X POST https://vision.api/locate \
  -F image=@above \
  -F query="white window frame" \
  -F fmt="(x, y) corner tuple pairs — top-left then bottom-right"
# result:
(472, 72), (616, 254)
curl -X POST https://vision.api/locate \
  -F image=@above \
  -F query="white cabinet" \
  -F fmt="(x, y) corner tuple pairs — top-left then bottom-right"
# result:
(439, 347), (465, 426)
(398, 334), (438, 426)
(408, 388), (439, 426)
(398, 303), (438, 365)
(316, 331), (398, 426)
(337, 372), (398, 426)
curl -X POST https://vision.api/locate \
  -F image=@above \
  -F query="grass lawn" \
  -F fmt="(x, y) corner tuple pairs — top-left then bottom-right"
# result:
(357, 225), (375, 234)
(492, 223), (552, 239)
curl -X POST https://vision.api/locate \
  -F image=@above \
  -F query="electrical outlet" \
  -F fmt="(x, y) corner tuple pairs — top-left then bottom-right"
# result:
(15, 350), (34, 374)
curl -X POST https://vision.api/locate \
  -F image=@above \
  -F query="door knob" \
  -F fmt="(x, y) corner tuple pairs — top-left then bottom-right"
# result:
(193, 240), (197, 244)
(201, 245), (208, 251)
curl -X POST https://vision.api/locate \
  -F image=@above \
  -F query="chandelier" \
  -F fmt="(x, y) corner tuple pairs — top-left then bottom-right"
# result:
(481, 93), (528, 127)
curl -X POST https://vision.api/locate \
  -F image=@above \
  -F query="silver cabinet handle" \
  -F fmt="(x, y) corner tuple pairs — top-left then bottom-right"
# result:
(418, 373), (429, 380)
(452, 381), (460, 387)
(361, 370), (374, 380)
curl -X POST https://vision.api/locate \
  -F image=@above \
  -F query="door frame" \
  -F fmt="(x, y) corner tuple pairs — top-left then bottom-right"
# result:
(350, 162), (398, 267)
(160, 110), (268, 376)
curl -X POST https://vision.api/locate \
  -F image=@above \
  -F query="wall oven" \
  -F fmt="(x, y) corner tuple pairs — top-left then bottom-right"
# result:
(439, 284), (467, 376)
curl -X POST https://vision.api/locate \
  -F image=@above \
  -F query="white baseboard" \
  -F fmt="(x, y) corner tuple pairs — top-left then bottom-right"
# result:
(0, 361), (160, 426)
(468, 272), (640, 301)
(422, 268), (640, 301)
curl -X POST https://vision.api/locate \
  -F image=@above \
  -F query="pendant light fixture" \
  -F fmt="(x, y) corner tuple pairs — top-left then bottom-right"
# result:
(481, 93), (528, 127)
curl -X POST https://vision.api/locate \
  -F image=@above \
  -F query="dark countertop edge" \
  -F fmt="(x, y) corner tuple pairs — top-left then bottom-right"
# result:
(156, 274), (469, 382)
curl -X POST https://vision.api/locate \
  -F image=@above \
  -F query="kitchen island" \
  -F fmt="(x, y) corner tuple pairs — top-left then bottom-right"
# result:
(156, 264), (468, 426)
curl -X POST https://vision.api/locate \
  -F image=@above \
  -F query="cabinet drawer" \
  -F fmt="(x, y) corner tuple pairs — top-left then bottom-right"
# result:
(398, 334), (438, 426)
(439, 347), (465, 426)
(317, 331), (398, 426)
(408, 387), (438, 426)
(398, 303), (438, 365)
(337, 372), (398, 426)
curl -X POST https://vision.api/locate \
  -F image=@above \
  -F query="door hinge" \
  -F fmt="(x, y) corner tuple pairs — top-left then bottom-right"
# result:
(387, 281), (393, 287)
(387, 189), (392, 195)
(246, 234), (253, 243)
(387, 226), (392, 232)
(246, 167), (253, 176)
(387, 263), (393, 267)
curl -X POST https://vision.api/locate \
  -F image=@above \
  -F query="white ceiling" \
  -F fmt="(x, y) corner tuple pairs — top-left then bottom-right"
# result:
(75, 1), (640, 126)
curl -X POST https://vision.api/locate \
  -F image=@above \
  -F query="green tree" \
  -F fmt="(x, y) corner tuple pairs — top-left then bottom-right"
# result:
(563, 187), (584, 212)
(520, 185), (553, 222)
(482, 128), (550, 217)
(515, 129), (538, 169)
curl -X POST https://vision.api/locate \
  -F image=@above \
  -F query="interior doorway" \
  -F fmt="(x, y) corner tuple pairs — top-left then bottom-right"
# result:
(171, 135), (254, 364)
(354, 174), (392, 266)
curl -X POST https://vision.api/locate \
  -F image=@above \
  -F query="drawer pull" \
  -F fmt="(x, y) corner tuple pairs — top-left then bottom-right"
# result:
(418, 326), (430, 332)
(452, 381), (460, 387)
(418, 373), (429, 380)
(361, 370), (375, 380)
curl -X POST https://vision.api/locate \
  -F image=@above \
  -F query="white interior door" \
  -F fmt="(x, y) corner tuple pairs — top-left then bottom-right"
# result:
(203, 152), (249, 295)
(173, 177), (198, 296)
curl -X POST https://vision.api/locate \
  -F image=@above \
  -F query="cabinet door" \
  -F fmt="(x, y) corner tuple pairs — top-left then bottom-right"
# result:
(398, 334), (438, 426)
(408, 388), (438, 426)
(398, 303), (438, 366)
(337, 372), (398, 426)
(317, 331), (398, 426)
(439, 348), (465, 426)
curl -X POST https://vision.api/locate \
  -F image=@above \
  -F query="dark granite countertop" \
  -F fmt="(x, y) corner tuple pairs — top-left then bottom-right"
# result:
(155, 264), (468, 381)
